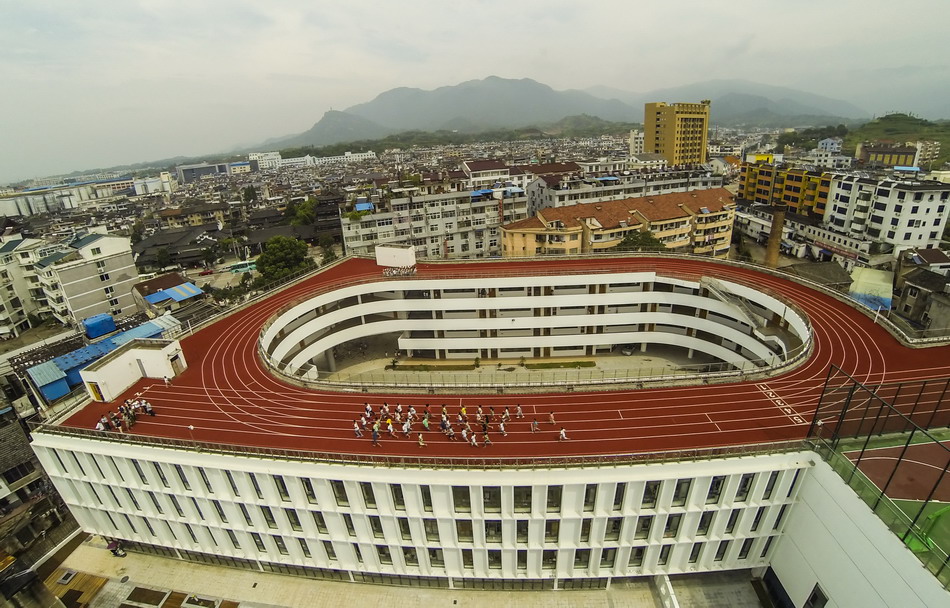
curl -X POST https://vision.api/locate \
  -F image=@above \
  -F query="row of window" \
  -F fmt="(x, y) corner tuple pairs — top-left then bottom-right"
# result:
(53, 449), (799, 517)
(95, 508), (779, 572)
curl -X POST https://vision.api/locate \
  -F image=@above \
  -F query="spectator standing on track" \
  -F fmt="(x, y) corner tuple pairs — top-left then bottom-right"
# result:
(558, 427), (569, 441)
(531, 418), (540, 433)
(353, 420), (363, 438)
(516, 404), (524, 419)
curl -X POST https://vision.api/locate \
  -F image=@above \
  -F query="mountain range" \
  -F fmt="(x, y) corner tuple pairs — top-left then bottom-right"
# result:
(266, 76), (870, 150)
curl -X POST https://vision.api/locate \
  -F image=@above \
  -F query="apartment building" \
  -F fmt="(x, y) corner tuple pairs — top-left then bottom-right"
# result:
(0, 238), (65, 337)
(855, 142), (917, 168)
(503, 189), (734, 258)
(341, 188), (529, 260)
(527, 168), (723, 215)
(644, 101), (711, 165)
(739, 163), (831, 216)
(35, 234), (139, 325)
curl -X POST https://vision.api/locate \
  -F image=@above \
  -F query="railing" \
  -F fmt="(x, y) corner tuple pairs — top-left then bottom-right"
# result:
(30, 419), (809, 469)
(268, 339), (812, 393)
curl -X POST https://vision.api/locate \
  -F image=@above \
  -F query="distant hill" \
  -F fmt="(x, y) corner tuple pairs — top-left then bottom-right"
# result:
(584, 78), (868, 126)
(843, 113), (950, 166)
(266, 110), (394, 150)
(344, 76), (638, 131)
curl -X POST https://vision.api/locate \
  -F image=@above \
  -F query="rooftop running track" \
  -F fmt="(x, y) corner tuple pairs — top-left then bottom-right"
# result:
(62, 256), (950, 460)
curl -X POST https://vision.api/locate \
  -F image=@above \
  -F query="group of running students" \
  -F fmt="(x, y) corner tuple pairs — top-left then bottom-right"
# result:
(353, 402), (569, 447)
(382, 265), (416, 277)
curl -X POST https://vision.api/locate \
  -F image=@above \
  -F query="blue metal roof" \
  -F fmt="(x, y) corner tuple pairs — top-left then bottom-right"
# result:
(26, 361), (66, 387)
(144, 282), (203, 304)
(471, 189), (494, 196)
(36, 251), (70, 268)
(0, 239), (24, 254)
(354, 202), (375, 212)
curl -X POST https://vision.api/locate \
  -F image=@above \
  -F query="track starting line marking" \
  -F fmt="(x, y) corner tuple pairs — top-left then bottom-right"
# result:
(756, 383), (807, 425)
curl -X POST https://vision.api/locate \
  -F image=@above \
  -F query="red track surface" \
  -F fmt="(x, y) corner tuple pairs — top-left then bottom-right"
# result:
(845, 442), (950, 502)
(63, 257), (950, 459)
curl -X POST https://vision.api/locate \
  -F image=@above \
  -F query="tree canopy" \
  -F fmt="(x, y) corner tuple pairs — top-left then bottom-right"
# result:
(615, 230), (665, 252)
(255, 236), (312, 283)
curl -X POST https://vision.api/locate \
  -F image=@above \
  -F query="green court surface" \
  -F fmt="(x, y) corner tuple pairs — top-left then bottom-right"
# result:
(892, 499), (950, 555)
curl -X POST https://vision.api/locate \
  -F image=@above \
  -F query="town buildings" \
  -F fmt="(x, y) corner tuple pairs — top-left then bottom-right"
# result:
(644, 101), (711, 165)
(502, 188), (734, 258)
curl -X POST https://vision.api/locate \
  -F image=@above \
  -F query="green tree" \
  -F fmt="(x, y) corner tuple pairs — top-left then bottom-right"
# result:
(154, 247), (173, 270)
(130, 220), (145, 245)
(256, 236), (311, 282)
(615, 230), (665, 252)
(289, 196), (317, 226)
(201, 245), (218, 267)
(243, 185), (258, 203)
(318, 233), (337, 264)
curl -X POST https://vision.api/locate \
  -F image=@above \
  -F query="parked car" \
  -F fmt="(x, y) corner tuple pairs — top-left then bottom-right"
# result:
(199, 268), (215, 276)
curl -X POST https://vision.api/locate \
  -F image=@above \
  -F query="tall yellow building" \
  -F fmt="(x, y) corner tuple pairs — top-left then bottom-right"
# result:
(644, 100), (711, 165)
(739, 163), (831, 216)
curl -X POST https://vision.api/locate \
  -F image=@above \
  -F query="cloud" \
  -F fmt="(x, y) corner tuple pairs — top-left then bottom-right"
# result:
(1, 0), (948, 183)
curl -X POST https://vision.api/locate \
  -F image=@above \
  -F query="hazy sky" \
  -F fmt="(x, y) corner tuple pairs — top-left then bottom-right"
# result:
(2, 0), (948, 184)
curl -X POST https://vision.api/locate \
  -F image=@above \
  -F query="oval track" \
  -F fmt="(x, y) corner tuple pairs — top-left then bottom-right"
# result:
(64, 257), (950, 459)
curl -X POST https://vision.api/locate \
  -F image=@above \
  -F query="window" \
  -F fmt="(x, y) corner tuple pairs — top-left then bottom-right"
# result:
(125, 488), (141, 511)
(804, 584), (828, 608)
(546, 485), (562, 512)
(635, 515), (653, 540)
(600, 548), (616, 568)
(191, 497), (204, 520)
(260, 506), (277, 528)
(360, 482), (377, 509)
(514, 486), (532, 512)
(376, 545), (392, 565)
(664, 514), (682, 538)
(99, 273), (110, 281)
(456, 520), (474, 542)
(735, 473), (754, 502)
(251, 532), (266, 552)
(773, 505), (788, 530)
(369, 516), (384, 538)
(580, 518), (592, 543)
(212, 500), (226, 523)
(613, 483), (626, 510)
(517, 549), (527, 569)
(488, 549), (502, 569)
(762, 471), (779, 500)
(751, 507), (766, 531)
(342, 513), (356, 536)
(738, 538), (754, 559)
(274, 475), (290, 501)
(238, 503), (253, 525)
(91, 247), (102, 255)
(391, 485), (405, 510)
(153, 463), (169, 487)
(323, 540), (337, 560)
(543, 549), (558, 569)
(312, 511), (328, 533)
(423, 519), (440, 542)
(629, 546), (645, 567)
(725, 509), (741, 534)
(169, 495), (185, 518)
(148, 492), (164, 514)
(403, 547), (419, 566)
(298, 538), (311, 558)
(714, 540), (730, 561)
(760, 536), (775, 558)
(428, 548), (444, 567)
(583, 484), (597, 511)
(707, 476), (725, 504)
(574, 548), (591, 569)
(331, 480), (349, 506)
(462, 549), (474, 569)
(249, 473), (263, 499)
(301, 478), (316, 503)
(274, 535), (289, 555)
(688, 542), (704, 564)
(452, 486), (471, 512)
(642, 481), (660, 508)
(131, 460), (148, 484)
(225, 470), (239, 496)
(226, 529), (240, 549)
(605, 517), (623, 541)
(544, 520), (560, 542)
(483, 486), (501, 512)
(516, 520), (529, 543)
(420, 485), (433, 512)
(657, 545), (671, 566)
(198, 468), (213, 493)
(398, 517), (412, 541)
(696, 511), (713, 536)
(486, 520), (502, 542)
(671, 479), (691, 507)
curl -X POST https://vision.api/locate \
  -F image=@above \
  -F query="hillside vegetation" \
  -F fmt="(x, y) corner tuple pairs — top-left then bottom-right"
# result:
(844, 114), (950, 167)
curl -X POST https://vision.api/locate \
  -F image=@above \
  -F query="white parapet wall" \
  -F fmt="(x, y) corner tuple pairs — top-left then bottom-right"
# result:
(80, 339), (186, 402)
(768, 459), (949, 607)
(374, 244), (416, 268)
